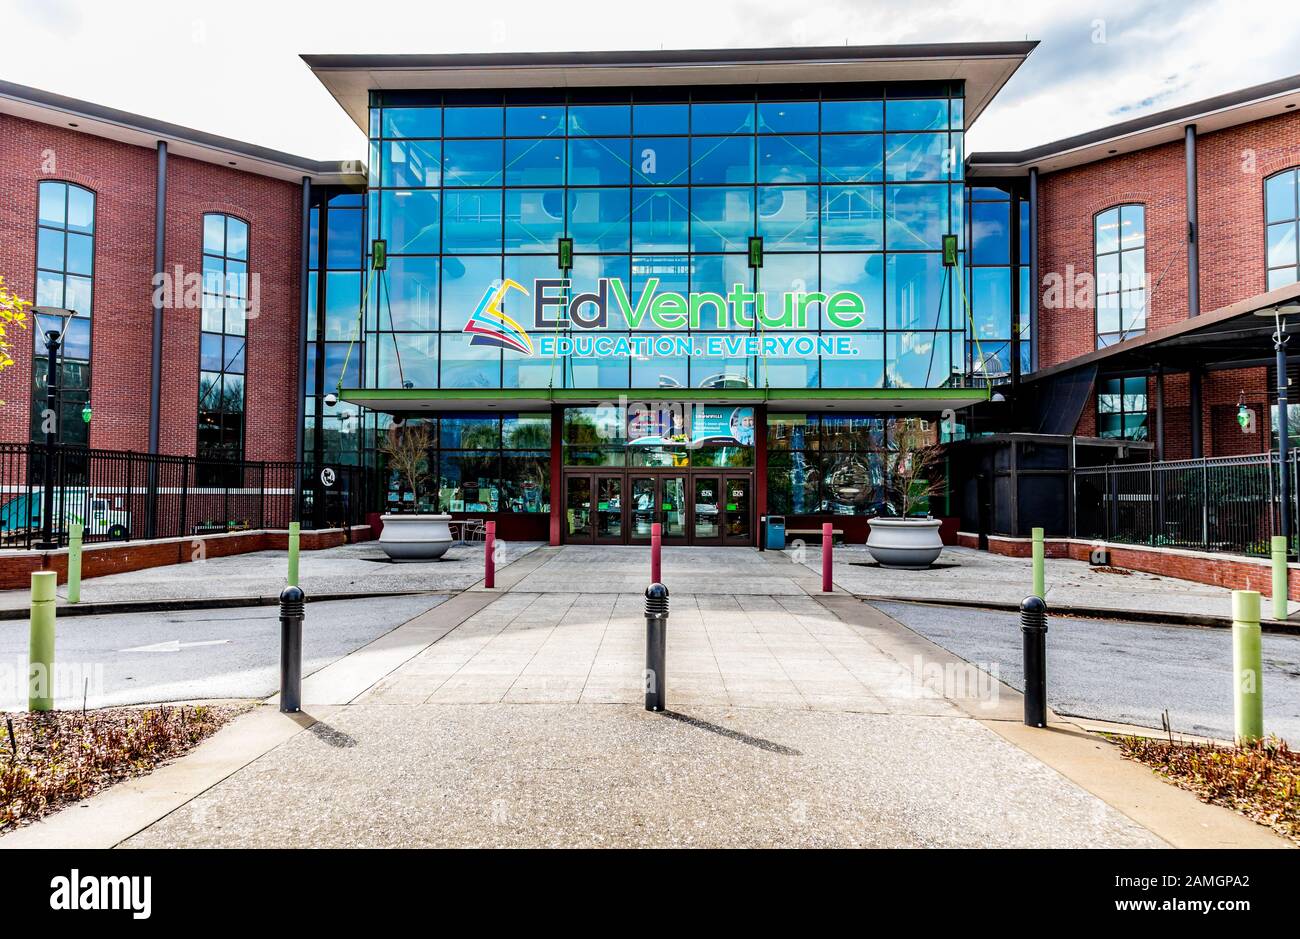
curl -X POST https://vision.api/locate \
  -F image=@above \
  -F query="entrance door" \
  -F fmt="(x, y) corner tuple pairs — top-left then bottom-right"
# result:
(594, 475), (623, 543)
(628, 474), (688, 544)
(692, 476), (722, 544)
(564, 475), (594, 543)
(722, 475), (752, 545)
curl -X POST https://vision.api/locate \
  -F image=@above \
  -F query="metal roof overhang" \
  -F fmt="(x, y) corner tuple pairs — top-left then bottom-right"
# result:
(338, 387), (990, 414)
(968, 71), (1300, 178)
(1024, 282), (1300, 383)
(302, 41), (1037, 133)
(0, 79), (365, 185)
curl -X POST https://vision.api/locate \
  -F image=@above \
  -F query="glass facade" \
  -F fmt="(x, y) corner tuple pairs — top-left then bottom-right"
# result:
(965, 184), (1030, 379)
(32, 181), (94, 445)
(379, 412), (551, 514)
(359, 83), (968, 392)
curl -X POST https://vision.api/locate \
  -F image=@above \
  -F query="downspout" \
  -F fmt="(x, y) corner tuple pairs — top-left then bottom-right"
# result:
(295, 176), (311, 465)
(1185, 124), (1200, 318)
(1028, 167), (1040, 372)
(148, 140), (167, 454)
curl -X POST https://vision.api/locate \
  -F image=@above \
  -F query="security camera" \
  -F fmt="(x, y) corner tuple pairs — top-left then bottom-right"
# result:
(323, 392), (338, 407)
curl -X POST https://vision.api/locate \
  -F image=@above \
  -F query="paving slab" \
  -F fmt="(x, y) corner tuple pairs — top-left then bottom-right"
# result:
(798, 543), (1293, 621)
(0, 540), (544, 611)
(119, 703), (1163, 849)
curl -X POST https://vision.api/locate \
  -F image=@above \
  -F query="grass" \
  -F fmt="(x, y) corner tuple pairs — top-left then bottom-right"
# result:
(1, 704), (247, 833)
(1117, 734), (1300, 843)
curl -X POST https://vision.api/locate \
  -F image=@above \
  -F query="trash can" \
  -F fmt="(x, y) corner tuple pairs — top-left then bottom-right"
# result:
(764, 515), (786, 550)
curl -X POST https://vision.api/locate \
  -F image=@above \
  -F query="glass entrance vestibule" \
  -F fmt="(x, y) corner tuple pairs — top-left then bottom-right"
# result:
(563, 470), (753, 545)
(561, 403), (756, 545)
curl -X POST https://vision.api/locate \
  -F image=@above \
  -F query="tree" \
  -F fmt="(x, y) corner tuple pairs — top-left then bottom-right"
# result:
(0, 276), (32, 405)
(378, 420), (434, 512)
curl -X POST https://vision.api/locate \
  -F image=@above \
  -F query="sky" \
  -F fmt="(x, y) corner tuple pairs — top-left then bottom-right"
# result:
(4, 0), (1299, 161)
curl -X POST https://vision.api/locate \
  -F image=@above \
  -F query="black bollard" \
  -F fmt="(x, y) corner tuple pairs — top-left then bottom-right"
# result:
(280, 585), (305, 713)
(1020, 595), (1048, 728)
(644, 582), (669, 712)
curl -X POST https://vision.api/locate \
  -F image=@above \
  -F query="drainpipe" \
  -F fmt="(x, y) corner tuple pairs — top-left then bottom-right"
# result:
(1185, 125), (1200, 318)
(1009, 179), (1022, 392)
(1028, 167), (1040, 372)
(295, 176), (311, 465)
(148, 140), (167, 455)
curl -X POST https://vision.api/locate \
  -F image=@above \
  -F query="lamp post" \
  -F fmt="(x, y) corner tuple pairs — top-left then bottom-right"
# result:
(32, 308), (75, 550)
(1258, 301), (1300, 551)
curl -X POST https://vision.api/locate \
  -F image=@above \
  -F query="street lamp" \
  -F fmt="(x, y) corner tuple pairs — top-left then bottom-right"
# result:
(31, 307), (76, 550)
(1255, 300), (1300, 550)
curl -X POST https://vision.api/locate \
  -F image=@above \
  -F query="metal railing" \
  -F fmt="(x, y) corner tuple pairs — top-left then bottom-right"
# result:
(0, 442), (379, 549)
(1073, 452), (1296, 558)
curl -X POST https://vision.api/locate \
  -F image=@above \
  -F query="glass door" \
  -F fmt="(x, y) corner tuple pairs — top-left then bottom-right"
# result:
(564, 474), (594, 543)
(692, 476), (721, 543)
(595, 475), (623, 543)
(661, 475), (688, 543)
(629, 476), (656, 541)
(722, 475), (752, 545)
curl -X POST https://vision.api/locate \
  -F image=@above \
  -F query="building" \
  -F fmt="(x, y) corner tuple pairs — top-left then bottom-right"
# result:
(2, 43), (1299, 551)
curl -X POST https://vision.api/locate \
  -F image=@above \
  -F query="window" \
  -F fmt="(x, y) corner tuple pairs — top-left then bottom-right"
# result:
(1265, 168), (1299, 289)
(198, 214), (249, 463)
(1094, 205), (1146, 348)
(1097, 376), (1148, 440)
(32, 181), (95, 445)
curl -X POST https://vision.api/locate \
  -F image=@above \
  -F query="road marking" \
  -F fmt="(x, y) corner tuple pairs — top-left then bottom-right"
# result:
(119, 639), (232, 653)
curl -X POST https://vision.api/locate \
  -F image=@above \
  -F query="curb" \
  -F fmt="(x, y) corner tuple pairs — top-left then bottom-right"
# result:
(855, 594), (1300, 635)
(0, 589), (448, 620)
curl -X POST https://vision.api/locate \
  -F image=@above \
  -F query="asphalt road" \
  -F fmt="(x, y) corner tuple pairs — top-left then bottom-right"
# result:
(873, 601), (1300, 743)
(0, 594), (448, 709)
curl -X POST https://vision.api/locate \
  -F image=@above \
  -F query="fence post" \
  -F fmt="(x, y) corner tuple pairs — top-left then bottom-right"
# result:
(67, 521), (83, 604)
(179, 455), (190, 538)
(28, 571), (56, 712)
(1201, 458), (1210, 551)
(1231, 590), (1264, 743)
(822, 521), (833, 592)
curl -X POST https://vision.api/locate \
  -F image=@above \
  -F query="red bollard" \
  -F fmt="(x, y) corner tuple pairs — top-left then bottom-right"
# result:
(651, 522), (662, 585)
(821, 522), (833, 593)
(485, 520), (496, 589)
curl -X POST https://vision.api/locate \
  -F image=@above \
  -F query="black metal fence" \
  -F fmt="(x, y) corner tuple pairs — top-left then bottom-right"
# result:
(1073, 452), (1297, 558)
(0, 442), (379, 549)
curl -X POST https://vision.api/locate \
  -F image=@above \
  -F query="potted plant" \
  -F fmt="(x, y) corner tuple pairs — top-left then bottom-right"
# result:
(377, 420), (453, 561)
(865, 418), (946, 569)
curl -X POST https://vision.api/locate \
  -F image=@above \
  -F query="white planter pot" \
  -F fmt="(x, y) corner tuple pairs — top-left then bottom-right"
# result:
(379, 513), (453, 562)
(866, 517), (943, 570)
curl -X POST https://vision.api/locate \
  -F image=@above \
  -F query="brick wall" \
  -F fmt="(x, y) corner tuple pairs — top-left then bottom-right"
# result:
(1034, 110), (1300, 456)
(0, 113), (301, 460)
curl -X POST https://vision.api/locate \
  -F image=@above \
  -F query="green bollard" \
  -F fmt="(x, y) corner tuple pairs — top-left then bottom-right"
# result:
(1231, 590), (1264, 744)
(67, 521), (83, 605)
(1031, 526), (1045, 600)
(287, 521), (300, 587)
(29, 571), (56, 712)
(1271, 535), (1288, 622)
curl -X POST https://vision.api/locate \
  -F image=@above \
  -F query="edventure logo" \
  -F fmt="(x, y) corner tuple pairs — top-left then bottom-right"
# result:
(463, 277), (867, 358)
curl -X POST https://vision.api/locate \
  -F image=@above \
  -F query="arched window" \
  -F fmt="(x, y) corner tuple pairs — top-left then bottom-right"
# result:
(1266, 168), (1299, 289)
(198, 214), (249, 466)
(1094, 204), (1146, 348)
(32, 181), (95, 445)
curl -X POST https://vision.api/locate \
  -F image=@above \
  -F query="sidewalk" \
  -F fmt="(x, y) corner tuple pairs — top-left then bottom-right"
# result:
(798, 544), (1295, 626)
(5, 544), (1287, 849)
(0, 540), (544, 614)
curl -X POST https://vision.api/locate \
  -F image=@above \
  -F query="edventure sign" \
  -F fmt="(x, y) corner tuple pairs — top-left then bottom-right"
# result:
(463, 277), (866, 358)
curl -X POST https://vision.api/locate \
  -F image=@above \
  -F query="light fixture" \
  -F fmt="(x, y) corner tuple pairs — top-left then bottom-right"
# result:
(323, 392), (338, 407)
(81, 403), (92, 423)
(991, 392), (1007, 402)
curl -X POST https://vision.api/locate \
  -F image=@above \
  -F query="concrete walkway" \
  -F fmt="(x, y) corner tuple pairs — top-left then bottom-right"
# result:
(3, 545), (1288, 849)
(799, 544), (1295, 623)
(0, 540), (544, 612)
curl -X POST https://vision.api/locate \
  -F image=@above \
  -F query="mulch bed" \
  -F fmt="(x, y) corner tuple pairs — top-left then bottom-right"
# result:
(2, 704), (248, 833)
(1117, 735), (1300, 843)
